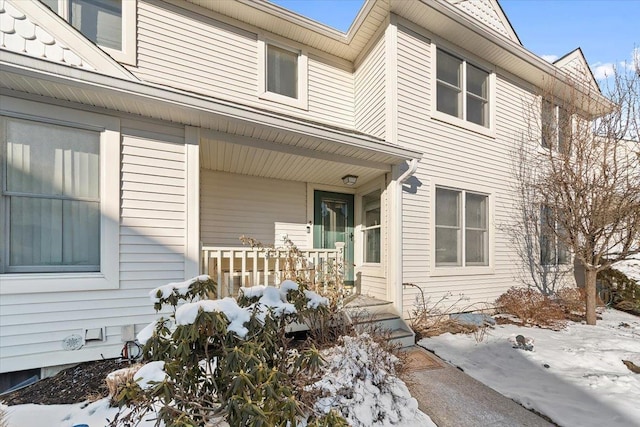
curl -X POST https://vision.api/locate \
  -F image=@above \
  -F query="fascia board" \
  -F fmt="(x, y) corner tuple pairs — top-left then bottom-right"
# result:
(0, 52), (422, 163)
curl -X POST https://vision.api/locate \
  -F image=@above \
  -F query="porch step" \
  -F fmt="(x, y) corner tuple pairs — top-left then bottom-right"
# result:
(344, 296), (415, 348)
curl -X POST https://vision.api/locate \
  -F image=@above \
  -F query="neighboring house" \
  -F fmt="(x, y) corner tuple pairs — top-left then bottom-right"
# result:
(0, 0), (603, 380)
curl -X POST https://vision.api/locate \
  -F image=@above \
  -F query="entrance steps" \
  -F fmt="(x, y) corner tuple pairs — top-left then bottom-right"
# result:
(344, 295), (415, 348)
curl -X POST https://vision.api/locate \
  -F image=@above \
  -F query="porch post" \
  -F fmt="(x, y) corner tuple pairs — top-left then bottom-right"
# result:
(185, 126), (201, 279)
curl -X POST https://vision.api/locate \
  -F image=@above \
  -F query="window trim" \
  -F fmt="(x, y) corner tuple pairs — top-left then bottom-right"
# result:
(431, 43), (496, 138)
(257, 37), (309, 110)
(539, 204), (570, 266)
(0, 96), (120, 294)
(430, 180), (494, 277)
(43, 0), (136, 65)
(353, 178), (386, 278)
(540, 98), (573, 154)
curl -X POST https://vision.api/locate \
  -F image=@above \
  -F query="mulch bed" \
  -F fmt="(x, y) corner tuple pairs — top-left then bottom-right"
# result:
(1, 359), (133, 405)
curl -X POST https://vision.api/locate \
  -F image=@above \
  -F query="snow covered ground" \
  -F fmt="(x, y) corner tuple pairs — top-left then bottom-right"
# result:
(613, 253), (640, 283)
(420, 308), (640, 427)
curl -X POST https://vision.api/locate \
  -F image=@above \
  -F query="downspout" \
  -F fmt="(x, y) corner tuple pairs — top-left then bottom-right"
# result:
(393, 158), (418, 315)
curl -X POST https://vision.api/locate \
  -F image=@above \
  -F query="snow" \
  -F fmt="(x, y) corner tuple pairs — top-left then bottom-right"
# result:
(613, 253), (640, 283)
(175, 297), (251, 338)
(304, 289), (329, 309)
(134, 361), (167, 390)
(136, 319), (158, 345)
(307, 334), (435, 427)
(420, 308), (640, 427)
(149, 275), (211, 302)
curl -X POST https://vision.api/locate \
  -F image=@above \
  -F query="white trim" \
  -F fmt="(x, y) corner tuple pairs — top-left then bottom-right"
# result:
(45, 0), (136, 65)
(429, 177), (495, 277)
(257, 37), (309, 110)
(354, 177), (386, 278)
(385, 15), (398, 143)
(185, 126), (200, 280)
(0, 96), (120, 294)
(430, 42), (496, 138)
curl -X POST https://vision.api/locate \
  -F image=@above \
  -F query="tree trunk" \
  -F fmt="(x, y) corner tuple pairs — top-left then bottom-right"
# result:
(585, 268), (598, 325)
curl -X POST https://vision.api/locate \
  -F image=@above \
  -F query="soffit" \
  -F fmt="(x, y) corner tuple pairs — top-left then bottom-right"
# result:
(1, 52), (419, 171)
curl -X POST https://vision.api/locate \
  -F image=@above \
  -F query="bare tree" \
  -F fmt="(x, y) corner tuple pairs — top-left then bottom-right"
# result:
(520, 58), (640, 325)
(507, 139), (570, 295)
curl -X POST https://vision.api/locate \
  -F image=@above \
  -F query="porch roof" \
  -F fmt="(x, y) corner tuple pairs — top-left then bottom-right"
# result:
(0, 51), (422, 169)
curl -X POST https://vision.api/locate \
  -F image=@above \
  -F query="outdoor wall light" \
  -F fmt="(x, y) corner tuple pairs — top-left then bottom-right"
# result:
(342, 174), (358, 186)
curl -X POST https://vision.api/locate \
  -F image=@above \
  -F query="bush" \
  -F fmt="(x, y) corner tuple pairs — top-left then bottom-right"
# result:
(495, 287), (566, 328)
(598, 268), (640, 314)
(112, 276), (347, 427)
(556, 287), (586, 314)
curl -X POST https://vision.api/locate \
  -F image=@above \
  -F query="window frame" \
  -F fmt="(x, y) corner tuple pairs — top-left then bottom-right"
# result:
(539, 204), (570, 266)
(41, 0), (136, 65)
(431, 181), (494, 276)
(431, 44), (495, 137)
(361, 188), (382, 265)
(0, 96), (120, 294)
(541, 98), (573, 154)
(257, 37), (309, 110)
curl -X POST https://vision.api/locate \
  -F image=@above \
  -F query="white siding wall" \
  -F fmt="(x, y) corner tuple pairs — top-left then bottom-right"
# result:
(200, 170), (307, 248)
(396, 25), (533, 313)
(131, 0), (354, 129)
(354, 35), (386, 139)
(0, 118), (188, 373)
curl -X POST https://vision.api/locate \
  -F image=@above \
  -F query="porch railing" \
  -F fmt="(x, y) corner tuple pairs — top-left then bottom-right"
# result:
(201, 243), (344, 298)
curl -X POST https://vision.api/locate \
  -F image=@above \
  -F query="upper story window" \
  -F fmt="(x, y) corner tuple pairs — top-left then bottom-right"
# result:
(40, 0), (136, 64)
(435, 187), (489, 267)
(541, 100), (572, 154)
(1, 117), (100, 273)
(436, 48), (490, 128)
(258, 39), (308, 109)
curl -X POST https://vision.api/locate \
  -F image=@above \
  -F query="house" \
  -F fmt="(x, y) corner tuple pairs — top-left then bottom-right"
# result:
(0, 0), (602, 383)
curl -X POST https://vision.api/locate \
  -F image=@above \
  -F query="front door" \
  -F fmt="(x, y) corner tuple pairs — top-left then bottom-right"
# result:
(313, 190), (354, 284)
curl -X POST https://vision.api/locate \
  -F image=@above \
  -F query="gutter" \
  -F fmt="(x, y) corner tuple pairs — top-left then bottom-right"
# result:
(393, 158), (419, 314)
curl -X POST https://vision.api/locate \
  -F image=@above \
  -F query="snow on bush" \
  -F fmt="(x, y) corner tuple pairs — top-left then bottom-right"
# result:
(308, 334), (419, 426)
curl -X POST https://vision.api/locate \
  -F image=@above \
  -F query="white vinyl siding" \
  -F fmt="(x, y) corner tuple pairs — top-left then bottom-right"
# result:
(132, 0), (353, 128)
(355, 35), (386, 138)
(396, 24), (537, 312)
(200, 170), (307, 248)
(0, 114), (187, 374)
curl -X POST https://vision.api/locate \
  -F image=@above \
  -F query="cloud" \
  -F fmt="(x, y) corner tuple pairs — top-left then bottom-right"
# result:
(591, 48), (639, 79)
(541, 54), (559, 63)
(592, 62), (616, 80)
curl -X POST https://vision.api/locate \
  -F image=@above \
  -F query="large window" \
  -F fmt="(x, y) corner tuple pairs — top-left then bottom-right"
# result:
(1, 118), (100, 273)
(362, 189), (381, 264)
(436, 49), (490, 127)
(435, 187), (489, 267)
(39, 0), (135, 63)
(541, 99), (572, 153)
(540, 205), (570, 265)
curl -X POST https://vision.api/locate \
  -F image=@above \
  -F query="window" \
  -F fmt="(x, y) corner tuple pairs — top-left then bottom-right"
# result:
(362, 189), (381, 264)
(435, 187), (489, 267)
(258, 39), (308, 109)
(436, 49), (490, 127)
(1, 118), (100, 273)
(267, 44), (298, 99)
(39, 0), (135, 64)
(541, 100), (572, 153)
(540, 205), (570, 265)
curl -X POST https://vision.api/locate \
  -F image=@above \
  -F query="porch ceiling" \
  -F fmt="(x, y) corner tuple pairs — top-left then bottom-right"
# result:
(200, 128), (392, 187)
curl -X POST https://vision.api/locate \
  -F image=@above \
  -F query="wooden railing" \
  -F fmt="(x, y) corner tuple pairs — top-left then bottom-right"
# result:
(201, 243), (344, 298)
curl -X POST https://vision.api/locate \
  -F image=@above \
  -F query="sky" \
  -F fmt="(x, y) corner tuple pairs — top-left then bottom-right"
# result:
(270, 0), (639, 80)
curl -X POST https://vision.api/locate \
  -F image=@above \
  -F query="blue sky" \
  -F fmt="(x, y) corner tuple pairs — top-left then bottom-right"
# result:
(270, 0), (639, 80)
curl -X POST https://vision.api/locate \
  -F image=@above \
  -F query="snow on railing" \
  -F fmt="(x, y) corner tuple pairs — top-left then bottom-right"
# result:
(201, 244), (344, 298)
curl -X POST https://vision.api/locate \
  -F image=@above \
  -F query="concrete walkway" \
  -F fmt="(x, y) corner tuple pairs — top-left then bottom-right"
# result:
(401, 346), (555, 427)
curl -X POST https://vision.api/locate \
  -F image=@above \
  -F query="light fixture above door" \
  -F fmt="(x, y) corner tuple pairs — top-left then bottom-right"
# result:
(342, 174), (358, 186)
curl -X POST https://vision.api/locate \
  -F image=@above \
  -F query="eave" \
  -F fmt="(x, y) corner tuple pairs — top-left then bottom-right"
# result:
(0, 51), (422, 167)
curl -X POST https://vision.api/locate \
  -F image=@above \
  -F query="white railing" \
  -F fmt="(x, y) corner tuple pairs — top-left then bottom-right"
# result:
(201, 243), (344, 298)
